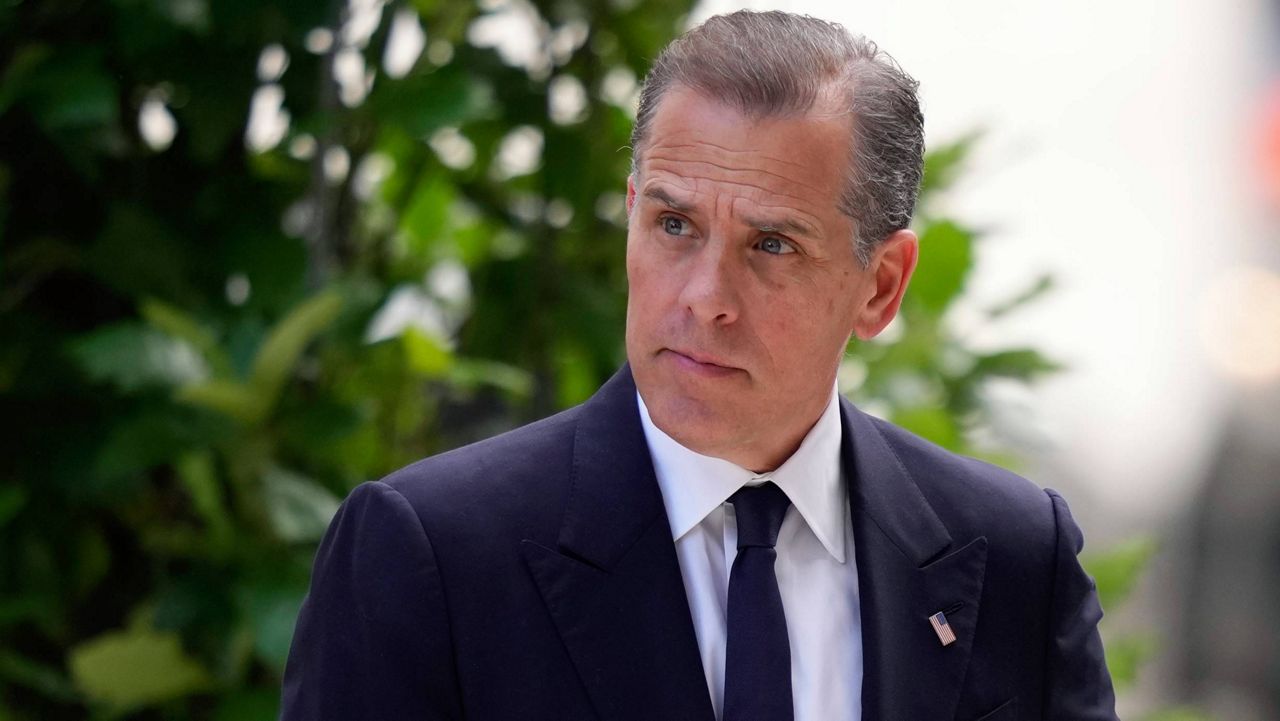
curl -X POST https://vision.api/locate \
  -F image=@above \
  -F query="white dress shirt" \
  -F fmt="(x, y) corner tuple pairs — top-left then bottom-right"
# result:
(637, 389), (862, 721)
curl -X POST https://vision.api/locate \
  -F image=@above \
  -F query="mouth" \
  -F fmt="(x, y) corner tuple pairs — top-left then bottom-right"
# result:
(663, 348), (742, 377)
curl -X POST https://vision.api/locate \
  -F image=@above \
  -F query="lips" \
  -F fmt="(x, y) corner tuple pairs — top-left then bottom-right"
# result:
(664, 348), (742, 376)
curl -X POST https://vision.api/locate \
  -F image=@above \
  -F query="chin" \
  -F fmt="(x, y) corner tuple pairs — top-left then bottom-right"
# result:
(645, 390), (736, 449)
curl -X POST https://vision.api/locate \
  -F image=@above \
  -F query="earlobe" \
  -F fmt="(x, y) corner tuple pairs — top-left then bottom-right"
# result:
(852, 229), (919, 340)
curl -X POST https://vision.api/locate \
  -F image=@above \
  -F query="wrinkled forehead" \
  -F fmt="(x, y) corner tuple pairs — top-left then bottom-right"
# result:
(630, 87), (857, 238)
(632, 81), (854, 171)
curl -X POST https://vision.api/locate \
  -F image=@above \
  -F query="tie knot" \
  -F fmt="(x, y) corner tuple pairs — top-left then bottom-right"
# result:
(730, 482), (792, 549)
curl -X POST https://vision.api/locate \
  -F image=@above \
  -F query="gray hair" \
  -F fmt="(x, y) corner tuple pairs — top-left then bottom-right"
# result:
(630, 11), (924, 267)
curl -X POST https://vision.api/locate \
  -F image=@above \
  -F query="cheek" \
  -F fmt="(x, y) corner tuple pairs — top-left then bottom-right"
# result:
(759, 289), (855, 353)
(624, 237), (649, 292)
(625, 251), (651, 298)
(625, 246), (670, 324)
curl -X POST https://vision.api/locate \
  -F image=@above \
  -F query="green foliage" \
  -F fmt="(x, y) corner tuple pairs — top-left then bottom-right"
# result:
(1083, 538), (1162, 691)
(68, 626), (213, 712)
(1103, 632), (1159, 692)
(0, 0), (696, 717)
(1082, 540), (1208, 718)
(843, 134), (1063, 463)
(1138, 708), (1215, 721)
(71, 323), (209, 392)
(1086, 537), (1158, 612)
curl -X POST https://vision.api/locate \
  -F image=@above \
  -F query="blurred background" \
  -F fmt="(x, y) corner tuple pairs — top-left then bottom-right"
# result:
(1, 0), (1276, 719)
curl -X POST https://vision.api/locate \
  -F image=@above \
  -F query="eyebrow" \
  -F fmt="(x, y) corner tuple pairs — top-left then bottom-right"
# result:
(642, 185), (821, 239)
(642, 186), (692, 212)
(742, 214), (819, 239)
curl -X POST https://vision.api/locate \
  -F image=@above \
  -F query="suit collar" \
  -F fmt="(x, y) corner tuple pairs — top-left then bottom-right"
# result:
(551, 364), (668, 570)
(840, 397), (989, 721)
(557, 368), (946, 573)
(522, 365), (716, 721)
(524, 369), (988, 721)
(840, 396), (952, 566)
(639, 384), (848, 562)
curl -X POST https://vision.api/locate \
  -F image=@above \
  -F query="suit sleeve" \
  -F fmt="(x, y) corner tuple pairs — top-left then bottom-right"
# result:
(280, 481), (463, 720)
(1042, 489), (1119, 721)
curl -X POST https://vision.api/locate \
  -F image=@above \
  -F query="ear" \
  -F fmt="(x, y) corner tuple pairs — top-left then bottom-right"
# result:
(626, 174), (637, 216)
(851, 229), (919, 340)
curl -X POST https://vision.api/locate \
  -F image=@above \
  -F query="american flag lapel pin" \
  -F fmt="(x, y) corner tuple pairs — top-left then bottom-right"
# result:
(929, 610), (957, 647)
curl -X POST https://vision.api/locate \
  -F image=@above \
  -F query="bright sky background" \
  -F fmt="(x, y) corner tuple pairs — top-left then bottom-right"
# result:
(695, 0), (1278, 534)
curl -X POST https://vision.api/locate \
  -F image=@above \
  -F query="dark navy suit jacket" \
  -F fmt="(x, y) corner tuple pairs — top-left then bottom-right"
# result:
(280, 366), (1118, 720)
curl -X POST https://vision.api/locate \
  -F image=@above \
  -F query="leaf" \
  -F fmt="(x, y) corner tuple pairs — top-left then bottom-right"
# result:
(0, 595), (46, 630)
(910, 220), (973, 314)
(400, 174), (457, 258)
(217, 226), (308, 314)
(236, 575), (309, 673)
(402, 326), (454, 377)
(985, 273), (1055, 320)
(920, 130), (981, 199)
(1083, 537), (1157, 611)
(151, 572), (235, 637)
(0, 485), (26, 529)
(176, 379), (265, 425)
(248, 290), (344, 409)
(890, 406), (960, 450)
(969, 349), (1063, 382)
(90, 405), (225, 490)
(140, 298), (233, 377)
(15, 47), (118, 130)
(0, 649), (78, 703)
(370, 66), (496, 137)
(67, 626), (212, 711)
(0, 44), (51, 115)
(140, 525), (219, 560)
(213, 689), (281, 721)
(176, 451), (233, 555)
(87, 205), (194, 301)
(261, 466), (341, 544)
(450, 358), (535, 398)
(1102, 632), (1157, 691)
(152, 0), (211, 31)
(71, 526), (111, 598)
(554, 341), (598, 408)
(70, 322), (209, 392)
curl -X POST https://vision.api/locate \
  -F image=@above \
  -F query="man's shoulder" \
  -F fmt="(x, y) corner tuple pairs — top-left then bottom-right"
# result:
(364, 367), (646, 549)
(861, 410), (1059, 541)
(390, 403), (581, 480)
(376, 403), (585, 530)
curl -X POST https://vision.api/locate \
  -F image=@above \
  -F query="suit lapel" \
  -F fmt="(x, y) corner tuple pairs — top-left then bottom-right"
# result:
(522, 370), (987, 721)
(522, 367), (715, 721)
(841, 399), (988, 721)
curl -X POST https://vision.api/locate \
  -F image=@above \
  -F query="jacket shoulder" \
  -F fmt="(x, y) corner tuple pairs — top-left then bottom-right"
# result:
(384, 404), (580, 482)
(376, 404), (583, 542)
(865, 414), (1058, 546)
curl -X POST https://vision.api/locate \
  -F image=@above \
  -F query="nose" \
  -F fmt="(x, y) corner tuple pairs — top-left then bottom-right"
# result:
(678, 240), (741, 326)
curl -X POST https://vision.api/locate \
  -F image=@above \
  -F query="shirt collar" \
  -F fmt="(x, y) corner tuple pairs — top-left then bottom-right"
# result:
(637, 387), (847, 563)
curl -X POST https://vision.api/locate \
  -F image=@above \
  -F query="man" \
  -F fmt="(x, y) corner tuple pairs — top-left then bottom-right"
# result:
(281, 10), (1118, 721)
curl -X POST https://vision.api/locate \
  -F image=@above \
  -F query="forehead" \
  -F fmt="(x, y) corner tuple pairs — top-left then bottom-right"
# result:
(635, 86), (852, 225)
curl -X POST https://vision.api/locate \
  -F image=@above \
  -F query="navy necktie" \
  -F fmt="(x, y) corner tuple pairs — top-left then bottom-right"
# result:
(723, 481), (794, 721)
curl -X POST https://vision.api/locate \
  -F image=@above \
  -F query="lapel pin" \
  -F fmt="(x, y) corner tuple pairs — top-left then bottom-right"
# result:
(929, 611), (957, 647)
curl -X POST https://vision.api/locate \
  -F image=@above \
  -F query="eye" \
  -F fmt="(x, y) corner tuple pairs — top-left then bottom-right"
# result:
(661, 215), (691, 236)
(758, 236), (796, 255)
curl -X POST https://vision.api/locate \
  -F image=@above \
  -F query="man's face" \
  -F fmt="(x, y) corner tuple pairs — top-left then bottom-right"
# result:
(625, 85), (898, 471)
